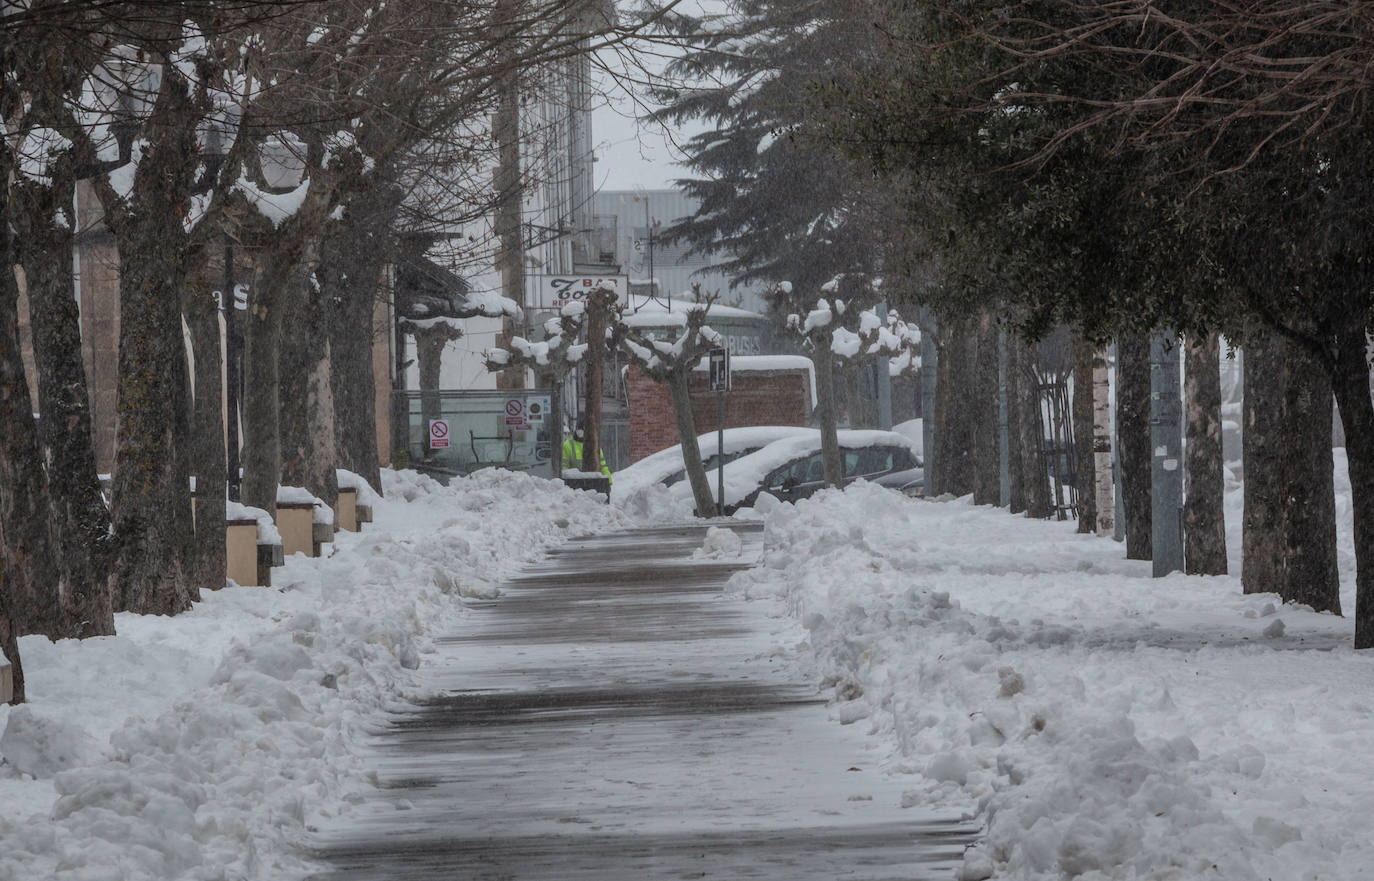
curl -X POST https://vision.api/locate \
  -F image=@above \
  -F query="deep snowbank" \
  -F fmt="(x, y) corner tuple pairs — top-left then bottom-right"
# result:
(0, 469), (630, 881)
(729, 479), (1374, 880)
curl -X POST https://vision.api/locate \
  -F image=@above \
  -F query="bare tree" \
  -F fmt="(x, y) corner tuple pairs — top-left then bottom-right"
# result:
(614, 287), (724, 517)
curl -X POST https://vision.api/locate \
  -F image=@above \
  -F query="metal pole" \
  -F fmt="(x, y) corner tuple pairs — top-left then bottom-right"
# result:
(717, 391), (725, 514)
(1150, 330), (1183, 576)
(224, 235), (241, 502)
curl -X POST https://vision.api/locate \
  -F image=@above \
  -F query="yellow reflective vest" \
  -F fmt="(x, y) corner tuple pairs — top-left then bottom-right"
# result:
(561, 437), (611, 480)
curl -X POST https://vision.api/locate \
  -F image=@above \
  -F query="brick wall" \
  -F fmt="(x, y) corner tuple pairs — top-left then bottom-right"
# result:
(626, 365), (812, 462)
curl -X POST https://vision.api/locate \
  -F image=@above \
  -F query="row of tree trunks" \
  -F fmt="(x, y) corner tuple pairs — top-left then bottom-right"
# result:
(1183, 333), (1228, 575)
(1006, 334), (1051, 517)
(933, 315), (976, 497)
(1242, 329), (1340, 613)
(1329, 322), (1374, 647)
(10, 162), (114, 638)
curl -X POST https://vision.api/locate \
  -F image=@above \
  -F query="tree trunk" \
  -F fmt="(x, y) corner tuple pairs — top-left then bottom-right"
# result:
(0, 132), (49, 672)
(972, 314), (1000, 505)
(186, 270), (226, 591)
(1183, 333), (1228, 575)
(280, 266), (338, 506)
(1091, 345), (1114, 536)
(1278, 334), (1339, 613)
(12, 165), (114, 637)
(669, 370), (717, 516)
(1330, 322), (1374, 647)
(107, 68), (200, 616)
(582, 290), (610, 474)
(1006, 335), (1028, 514)
(1117, 333), (1152, 560)
(814, 342), (843, 488)
(1242, 331), (1285, 595)
(1072, 336), (1096, 532)
(242, 266), (284, 518)
(324, 210), (393, 494)
(934, 317), (976, 496)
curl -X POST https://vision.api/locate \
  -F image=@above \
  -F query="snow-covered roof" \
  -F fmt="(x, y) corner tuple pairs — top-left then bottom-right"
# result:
(689, 355), (817, 408)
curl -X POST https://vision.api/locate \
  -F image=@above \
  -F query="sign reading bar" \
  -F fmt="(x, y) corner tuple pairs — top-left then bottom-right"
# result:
(534, 275), (628, 310)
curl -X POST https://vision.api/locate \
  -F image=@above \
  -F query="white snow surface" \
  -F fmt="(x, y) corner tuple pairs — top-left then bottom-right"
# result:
(0, 468), (632, 881)
(727, 456), (1371, 881)
(4, 454), (1372, 881)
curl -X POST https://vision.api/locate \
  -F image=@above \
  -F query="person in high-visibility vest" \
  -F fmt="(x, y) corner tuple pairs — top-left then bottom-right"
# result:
(561, 417), (611, 481)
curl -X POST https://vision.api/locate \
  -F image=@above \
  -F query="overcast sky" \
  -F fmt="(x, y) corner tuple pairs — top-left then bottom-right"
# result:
(590, 61), (705, 192)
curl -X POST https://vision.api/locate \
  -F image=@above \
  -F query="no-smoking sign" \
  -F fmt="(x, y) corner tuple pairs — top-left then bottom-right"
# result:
(428, 419), (450, 449)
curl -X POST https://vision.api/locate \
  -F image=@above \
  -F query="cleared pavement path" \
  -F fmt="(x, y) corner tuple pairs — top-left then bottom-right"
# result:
(308, 523), (976, 879)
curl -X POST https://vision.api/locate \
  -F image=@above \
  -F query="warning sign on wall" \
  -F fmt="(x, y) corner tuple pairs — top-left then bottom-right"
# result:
(428, 419), (450, 449)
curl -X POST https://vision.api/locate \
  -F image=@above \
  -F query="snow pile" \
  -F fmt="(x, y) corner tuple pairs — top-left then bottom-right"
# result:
(729, 481), (1373, 881)
(0, 468), (631, 881)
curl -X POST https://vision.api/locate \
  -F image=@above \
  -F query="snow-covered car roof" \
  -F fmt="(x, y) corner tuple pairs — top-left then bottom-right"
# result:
(667, 428), (922, 510)
(613, 426), (816, 496)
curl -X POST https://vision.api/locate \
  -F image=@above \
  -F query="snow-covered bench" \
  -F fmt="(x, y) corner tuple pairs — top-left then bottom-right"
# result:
(225, 501), (283, 587)
(276, 486), (334, 557)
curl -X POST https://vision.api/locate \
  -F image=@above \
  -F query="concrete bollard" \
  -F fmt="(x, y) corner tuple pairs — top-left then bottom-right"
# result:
(1, 658), (12, 704)
(335, 486), (359, 532)
(276, 502), (316, 557)
(226, 518), (259, 585)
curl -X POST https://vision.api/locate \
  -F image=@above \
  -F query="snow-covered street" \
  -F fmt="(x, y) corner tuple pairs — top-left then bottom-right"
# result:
(3, 463), (1372, 880)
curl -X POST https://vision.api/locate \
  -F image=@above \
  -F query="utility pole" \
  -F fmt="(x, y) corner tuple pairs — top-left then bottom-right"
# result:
(920, 307), (938, 486)
(1150, 331), (1183, 576)
(875, 302), (892, 431)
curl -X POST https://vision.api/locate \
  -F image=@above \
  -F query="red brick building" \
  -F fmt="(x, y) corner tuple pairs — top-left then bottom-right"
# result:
(625, 355), (815, 462)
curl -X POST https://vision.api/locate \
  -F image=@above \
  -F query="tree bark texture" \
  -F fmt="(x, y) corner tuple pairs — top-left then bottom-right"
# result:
(1005, 335), (1028, 514)
(1242, 332), (1285, 595)
(814, 341), (843, 488)
(1330, 322), (1374, 647)
(186, 271), (227, 591)
(323, 208), (394, 495)
(107, 68), (200, 616)
(280, 267), (338, 507)
(1277, 336), (1339, 613)
(934, 317), (976, 497)
(1242, 332), (1340, 614)
(1072, 336), (1096, 533)
(242, 264), (285, 518)
(1183, 333), (1228, 575)
(669, 370), (717, 517)
(972, 314), (1001, 506)
(11, 162), (114, 637)
(0, 132), (51, 672)
(1117, 333), (1153, 560)
(582, 288), (613, 474)
(1091, 346), (1114, 536)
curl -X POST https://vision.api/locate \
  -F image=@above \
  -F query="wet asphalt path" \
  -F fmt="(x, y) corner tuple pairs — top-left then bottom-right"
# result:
(307, 523), (976, 879)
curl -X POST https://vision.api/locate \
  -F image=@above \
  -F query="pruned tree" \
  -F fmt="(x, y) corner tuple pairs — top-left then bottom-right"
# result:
(484, 304), (588, 477)
(613, 287), (724, 517)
